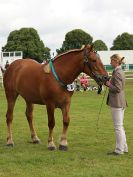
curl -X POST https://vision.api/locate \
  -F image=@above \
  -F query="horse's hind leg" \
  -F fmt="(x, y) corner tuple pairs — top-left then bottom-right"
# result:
(6, 93), (18, 146)
(25, 102), (40, 144)
(46, 103), (56, 150)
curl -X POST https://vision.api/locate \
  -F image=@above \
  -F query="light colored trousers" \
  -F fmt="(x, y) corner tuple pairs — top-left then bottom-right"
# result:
(110, 107), (128, 154)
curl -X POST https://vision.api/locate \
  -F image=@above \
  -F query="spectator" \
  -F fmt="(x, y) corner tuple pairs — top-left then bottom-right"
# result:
(0, 65), (5, 74)
(79, 74), (89, 91)
(5, 60), (10, 69)
(74, 79), (80, 91)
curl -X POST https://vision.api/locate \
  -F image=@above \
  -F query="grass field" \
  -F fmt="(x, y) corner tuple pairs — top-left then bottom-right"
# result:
(0, 80), (133, 177)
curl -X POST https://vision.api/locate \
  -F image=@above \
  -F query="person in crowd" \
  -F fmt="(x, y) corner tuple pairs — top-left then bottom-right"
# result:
(5, 60), (10, 69)
(74, 78), (80, 91)
(79, 74), (89, 91)
(0, 65), (5, 74)
(105, 54), (128, 155)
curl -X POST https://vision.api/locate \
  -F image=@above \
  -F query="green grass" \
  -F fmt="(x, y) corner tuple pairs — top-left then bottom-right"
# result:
(0, 80), (133, 177)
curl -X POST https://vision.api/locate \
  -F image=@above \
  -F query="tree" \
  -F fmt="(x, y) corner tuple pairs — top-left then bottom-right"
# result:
(110, 32), (133, 50)
(56, 29), (93, 54)
(2, 28), (51, 62)
(93, 40), (108, 51)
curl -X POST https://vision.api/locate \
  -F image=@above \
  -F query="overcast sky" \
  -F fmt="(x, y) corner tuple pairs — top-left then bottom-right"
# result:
(0, 0), (133, 53)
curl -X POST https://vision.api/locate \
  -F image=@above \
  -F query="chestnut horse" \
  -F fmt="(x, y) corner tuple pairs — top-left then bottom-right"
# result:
(3, 45), (109, 150)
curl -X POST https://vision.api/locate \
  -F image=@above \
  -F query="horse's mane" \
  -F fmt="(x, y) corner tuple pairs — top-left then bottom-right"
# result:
(43, 46), (85, 73)
(53, 45), (86, 61)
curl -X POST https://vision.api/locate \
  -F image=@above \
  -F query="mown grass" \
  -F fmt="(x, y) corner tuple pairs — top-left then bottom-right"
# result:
(0, 80), (133, 177)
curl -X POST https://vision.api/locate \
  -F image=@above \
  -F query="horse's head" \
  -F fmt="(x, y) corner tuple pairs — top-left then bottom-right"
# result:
(83, 44), (109, 94)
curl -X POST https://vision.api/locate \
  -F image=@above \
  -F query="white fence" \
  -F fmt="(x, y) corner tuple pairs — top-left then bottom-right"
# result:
(0, 51), (23, 69)
(0, 51), (23, 87)
(108, 71), (133, 80)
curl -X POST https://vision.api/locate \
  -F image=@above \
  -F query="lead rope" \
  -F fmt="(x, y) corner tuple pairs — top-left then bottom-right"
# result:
(96, 86), (108, 140)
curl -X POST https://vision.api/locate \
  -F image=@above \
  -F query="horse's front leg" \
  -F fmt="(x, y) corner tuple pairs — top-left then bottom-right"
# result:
(59, 103), (70, 151)
(46, 103), (56, 150)
(25, 102), (40, 144)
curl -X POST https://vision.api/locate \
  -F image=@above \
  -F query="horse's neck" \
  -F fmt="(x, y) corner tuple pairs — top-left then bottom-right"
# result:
(54, 52), (83, 84)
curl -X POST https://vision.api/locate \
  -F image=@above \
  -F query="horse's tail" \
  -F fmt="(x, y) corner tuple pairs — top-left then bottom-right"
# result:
(3, 60), (21, 89)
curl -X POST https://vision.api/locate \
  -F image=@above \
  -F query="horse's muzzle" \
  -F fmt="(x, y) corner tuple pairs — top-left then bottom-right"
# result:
(95, 74), (109, 85)
(100, 75), (110, 84)
(95, 75), (110, 94)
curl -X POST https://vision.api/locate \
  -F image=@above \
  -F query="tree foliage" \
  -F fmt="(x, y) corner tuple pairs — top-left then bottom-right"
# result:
(2, 28), (50, 62)
(110, 32), (133, 50)
(56, 29), (93, 54)
(3, 27), (133, 61)
(93, 40), (108, 51)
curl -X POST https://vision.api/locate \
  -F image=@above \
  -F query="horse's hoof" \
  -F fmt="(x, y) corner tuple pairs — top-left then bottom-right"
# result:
(33, 139), (41, 144)
(59, 145), (68, 151)
(48, 146), (56, 151)
(6, 143), (14, 147)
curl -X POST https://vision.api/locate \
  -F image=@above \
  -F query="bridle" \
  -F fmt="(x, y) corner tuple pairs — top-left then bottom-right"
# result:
(83, 48), (98, 79)
(83, 48), (109, 94)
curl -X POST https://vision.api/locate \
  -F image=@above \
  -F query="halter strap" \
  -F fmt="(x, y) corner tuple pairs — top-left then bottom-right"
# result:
(49, 60), (67, 88)
(83, 48), (94, 75)
(83, 48), (104, 94)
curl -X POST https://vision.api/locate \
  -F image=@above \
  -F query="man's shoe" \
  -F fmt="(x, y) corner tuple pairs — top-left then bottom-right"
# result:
(107, 152), (121, 156)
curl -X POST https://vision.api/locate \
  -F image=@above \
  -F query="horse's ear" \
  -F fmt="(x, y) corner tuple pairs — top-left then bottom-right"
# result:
(90, 43), (94, 51)
(87, 43), (94, 52)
